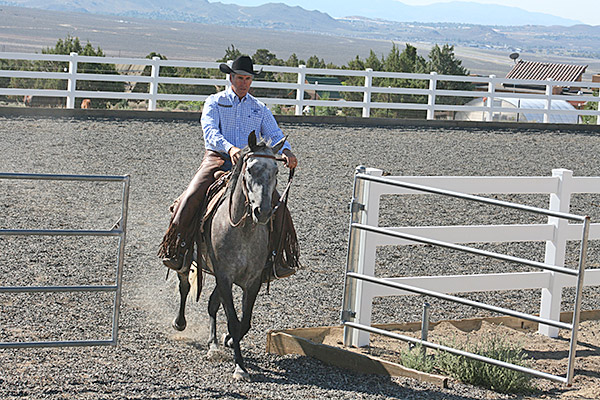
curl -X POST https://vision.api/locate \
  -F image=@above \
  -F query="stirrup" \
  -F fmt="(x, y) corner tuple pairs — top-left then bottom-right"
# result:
(163, 248), (193, 274)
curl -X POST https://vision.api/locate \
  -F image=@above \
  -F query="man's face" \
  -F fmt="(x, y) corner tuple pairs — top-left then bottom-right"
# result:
(230, 74), (253, 98)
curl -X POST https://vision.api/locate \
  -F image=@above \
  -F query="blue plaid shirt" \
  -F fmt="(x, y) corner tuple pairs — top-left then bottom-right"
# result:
(201, 87), (291, 156)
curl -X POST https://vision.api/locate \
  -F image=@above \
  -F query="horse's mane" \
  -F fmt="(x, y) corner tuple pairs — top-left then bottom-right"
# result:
(226, 139), (271, 197)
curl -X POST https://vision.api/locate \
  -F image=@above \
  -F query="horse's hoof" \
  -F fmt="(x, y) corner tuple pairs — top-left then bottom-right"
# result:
(172, 318), (186, 331)
(221, 333), (234, 348)
(232, 366), (250, 382)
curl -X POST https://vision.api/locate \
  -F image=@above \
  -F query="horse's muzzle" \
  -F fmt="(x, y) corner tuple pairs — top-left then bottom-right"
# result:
(252, 206), (273, 225)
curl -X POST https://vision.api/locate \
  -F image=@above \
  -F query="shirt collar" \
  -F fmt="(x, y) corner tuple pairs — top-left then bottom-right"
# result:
(226, 86), (248, 104)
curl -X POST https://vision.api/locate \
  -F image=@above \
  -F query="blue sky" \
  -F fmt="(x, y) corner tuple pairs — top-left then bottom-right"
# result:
(216, 0), (598, 25)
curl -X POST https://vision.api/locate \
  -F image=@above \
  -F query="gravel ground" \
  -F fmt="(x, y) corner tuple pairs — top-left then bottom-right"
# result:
(1, 116), (599, 399)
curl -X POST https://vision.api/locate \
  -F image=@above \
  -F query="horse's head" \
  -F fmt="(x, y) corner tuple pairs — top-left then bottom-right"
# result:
(242, 131), (285, 225)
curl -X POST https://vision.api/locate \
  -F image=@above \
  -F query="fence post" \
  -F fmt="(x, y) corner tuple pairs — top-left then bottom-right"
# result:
(224, 59), (232, 90)
(148, 56), (160, 111)
(343, 167), (383, 347)
(544, 78), (554, 124)
(427, 72), (437, 120)
(295, 65), (306, 116)
(539, 168), (572, 337)
(66, 52), (78, 109)
(596, 88), (600, 126)
(362, 68), (373, 118)
(486, 75), (496, 122)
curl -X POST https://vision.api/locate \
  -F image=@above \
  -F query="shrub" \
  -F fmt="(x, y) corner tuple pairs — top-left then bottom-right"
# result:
(434, 332), (536, 394)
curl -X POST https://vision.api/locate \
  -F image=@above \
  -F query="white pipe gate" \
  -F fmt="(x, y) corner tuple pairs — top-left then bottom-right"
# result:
(341, 167), (600, 385)
(0, 172), (130, 348)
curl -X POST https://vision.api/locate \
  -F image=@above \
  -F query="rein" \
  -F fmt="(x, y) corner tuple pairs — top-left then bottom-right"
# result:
(228, 152), (293, 228)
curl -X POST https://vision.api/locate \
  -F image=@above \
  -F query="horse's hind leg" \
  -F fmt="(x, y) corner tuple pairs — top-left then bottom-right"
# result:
(206, 287), (222, 358)
(172, 271), (190, 331)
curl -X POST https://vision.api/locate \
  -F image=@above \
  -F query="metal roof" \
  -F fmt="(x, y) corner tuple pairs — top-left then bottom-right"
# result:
(505, 60), (587, 82)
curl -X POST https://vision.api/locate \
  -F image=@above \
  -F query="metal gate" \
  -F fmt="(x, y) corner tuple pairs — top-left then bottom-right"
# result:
(342, 166), (592, 385)
(0, 172), (130, 348)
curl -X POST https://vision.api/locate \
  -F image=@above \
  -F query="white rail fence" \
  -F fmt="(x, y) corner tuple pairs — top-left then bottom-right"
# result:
(342, 167), (600, 347)
(1, 52), (599, 124)
(341, 167), (600, 384)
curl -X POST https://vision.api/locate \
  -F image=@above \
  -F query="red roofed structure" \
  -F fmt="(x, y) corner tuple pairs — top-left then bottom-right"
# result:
(504, 60), (588, 94)
(506, 60), (587, 82)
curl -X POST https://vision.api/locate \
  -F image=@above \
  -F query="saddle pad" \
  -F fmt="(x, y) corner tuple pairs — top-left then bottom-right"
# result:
(201, 171), (231, 231)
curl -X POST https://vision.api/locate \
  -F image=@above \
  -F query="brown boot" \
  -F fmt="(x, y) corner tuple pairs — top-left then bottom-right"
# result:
(274, 264), (296, 279)
(162, 247), (193, 274)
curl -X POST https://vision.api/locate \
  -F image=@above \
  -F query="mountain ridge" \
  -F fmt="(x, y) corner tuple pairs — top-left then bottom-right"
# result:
(1, 5), (599, 79)
(0, 0), (584, 27)
(1, 2), (599, 61)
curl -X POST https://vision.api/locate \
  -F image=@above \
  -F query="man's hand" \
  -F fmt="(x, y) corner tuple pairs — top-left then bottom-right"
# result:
(282, 149), (298, 169)
(229, 146), (242, 165)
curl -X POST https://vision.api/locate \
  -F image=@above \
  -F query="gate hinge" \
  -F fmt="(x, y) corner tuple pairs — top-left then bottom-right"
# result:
(341, 310), (356, 322)
(348, 199), (364, 213)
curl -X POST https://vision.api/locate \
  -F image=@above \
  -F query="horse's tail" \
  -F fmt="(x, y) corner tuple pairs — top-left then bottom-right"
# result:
(188, 261), (203, 302)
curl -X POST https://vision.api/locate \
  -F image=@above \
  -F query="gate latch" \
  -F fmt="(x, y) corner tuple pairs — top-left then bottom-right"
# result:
(341, 309), (356, 322)
(348, 199), (364, 213)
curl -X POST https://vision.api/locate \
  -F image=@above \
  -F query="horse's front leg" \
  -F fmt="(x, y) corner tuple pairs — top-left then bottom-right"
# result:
(172, 271), (190, 331)
(216, 280), (248, 381)
(239, 279), (262, 341)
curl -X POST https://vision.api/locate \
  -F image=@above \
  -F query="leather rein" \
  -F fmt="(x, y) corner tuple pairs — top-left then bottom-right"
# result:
(228, 152), (295, 227)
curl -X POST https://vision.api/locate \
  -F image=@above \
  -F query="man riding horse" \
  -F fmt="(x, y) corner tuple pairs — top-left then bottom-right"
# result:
(158, 55), (298, 278)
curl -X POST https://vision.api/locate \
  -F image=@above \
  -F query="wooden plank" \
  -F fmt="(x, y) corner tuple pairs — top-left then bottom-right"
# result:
(266, 310), (600, 388)
(266, 331), (448, 388)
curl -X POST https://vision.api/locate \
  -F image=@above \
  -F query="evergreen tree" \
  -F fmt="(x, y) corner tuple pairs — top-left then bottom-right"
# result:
(252, 49), (280, 66)
(427, 44), (473, 105)
(365, 50), (383, 71)
(305, 55), (327, 69)
(10, 35), (124, 108)
(285, 53), (300, 67)
(133, 51), (215, 110)
(398, 44), (427, 73)
(217, 44), (244, 63)
(428, 44), (468, 76)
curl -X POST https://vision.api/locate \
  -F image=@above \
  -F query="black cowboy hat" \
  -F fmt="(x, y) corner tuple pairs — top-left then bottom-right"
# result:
(219, 55), (262, 76)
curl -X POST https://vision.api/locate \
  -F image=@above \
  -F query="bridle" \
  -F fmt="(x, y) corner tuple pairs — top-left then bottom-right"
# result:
(228, 152), (295, 227)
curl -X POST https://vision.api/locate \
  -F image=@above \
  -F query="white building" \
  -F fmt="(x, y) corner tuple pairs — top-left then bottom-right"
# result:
(455, 97), (579, 124)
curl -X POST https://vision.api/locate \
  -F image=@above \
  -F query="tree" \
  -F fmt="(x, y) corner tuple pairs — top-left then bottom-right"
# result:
(252, 49), (280, 66)
(305, 55), (327, 69)
(365, 50), (383, 71)
(341, 43), (430, 118)
(132, 52), (215, 110)
(285, 53), (300, 67)
(9, 35), (124, 108)
(582, 90), (598, 124)
(217, 44), (243, 63)
(397, 44), (427, 74)
(428, 44), (468, 76)
(427, 44), (473, 105)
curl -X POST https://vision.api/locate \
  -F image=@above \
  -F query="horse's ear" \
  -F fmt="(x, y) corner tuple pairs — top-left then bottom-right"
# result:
(248, 131), (257, 150)
(272, 136), (286, 154)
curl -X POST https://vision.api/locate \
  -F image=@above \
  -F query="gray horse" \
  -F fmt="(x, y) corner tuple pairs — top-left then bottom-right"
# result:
(172, 132), (285, 381)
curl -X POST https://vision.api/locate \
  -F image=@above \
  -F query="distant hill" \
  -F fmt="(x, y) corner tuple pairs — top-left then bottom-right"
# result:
(279, 0), (583, 26)
(0, 0), (600, 61)
(0, 0), (346, 32)
(1, 5), (599, 79)
(0, 0), (583, 27)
